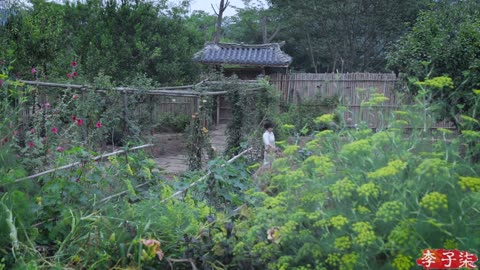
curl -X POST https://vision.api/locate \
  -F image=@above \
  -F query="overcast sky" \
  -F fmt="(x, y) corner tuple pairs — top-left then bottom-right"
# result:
(189, 0), (243, 16)
(8, 0), (265, 17)
(189, 0), (267, 17)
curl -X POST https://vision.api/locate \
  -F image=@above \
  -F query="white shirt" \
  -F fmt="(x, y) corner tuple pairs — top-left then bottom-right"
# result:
(263, 131), (275, 149)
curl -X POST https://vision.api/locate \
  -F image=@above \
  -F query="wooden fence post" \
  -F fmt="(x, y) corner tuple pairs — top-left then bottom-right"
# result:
(216, 95), (221, 125)
(123, 89), (129, 136)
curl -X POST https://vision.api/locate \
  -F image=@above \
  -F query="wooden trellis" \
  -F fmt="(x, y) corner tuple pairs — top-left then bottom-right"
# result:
(17, 80), (264, 140)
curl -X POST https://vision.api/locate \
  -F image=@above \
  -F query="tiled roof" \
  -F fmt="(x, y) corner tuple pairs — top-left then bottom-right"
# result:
(193, 42), (292, 67)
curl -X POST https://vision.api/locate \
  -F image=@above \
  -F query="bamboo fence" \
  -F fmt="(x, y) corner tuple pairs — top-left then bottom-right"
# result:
(270, 73), (456, 130)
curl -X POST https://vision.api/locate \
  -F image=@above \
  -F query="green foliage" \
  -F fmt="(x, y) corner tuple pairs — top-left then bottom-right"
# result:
(275, 94), (339, 140)
(0, 0), (204, 85)
(153, 113), (190, 133)
(225, 82), (244, 157)
(387, 0), (480, 127)
(229, 94), (480, 269)
(223, 77), (280, 159)
(227, 0), (430, 72)
(186, 95), (215, 171)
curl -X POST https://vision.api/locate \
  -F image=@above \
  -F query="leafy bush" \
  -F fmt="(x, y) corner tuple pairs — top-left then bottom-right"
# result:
(275, 94), (340, 140)
(387, 0), (480, 127)
(153, 113), (190, 133)
(227, 85), (480, 269)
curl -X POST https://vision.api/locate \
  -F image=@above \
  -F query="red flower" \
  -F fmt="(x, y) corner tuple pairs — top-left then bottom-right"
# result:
(73, 71), (78, 77)
(0, 79), (3, 87)
(30, 128), (35, 133)
(51, 127), (58, 133)
(44, 102), (51, 109)
(96, 122), (102, 128)
(57, 146), (63, 152)
(75, 177), (80, 183)
(72, 115), (77, 121)
(67, 73), (73, 79)
(28, 141), (35, 147)
(73, 94), (79, 100)
(1, 137), (7, 145)
(77, 118), (83, 126)
(31, 68), (37, 74)
(71, 61), (77, 67)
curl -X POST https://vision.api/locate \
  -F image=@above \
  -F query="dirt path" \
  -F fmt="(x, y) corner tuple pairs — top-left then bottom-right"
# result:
(152, 124), (227, 174)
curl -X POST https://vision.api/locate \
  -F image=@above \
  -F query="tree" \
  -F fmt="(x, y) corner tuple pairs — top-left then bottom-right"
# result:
(225, 1), (281, 44)
(263, 0), (430, 72)
(2, 0), (66, 78)
(0, 0), (205, 85)
(186, 10), (217, 43)
(387, 0), (480, 128)
(212, 0), (230, 43)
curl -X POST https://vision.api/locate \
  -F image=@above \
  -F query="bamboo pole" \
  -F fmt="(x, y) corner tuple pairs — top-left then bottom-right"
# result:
(98, 181), (153, 203)
(159, 148), (252, 203)
(20, 80), (197, 90)
(19, 80), (263, 97)
(12, 144), (154, 183)
(96, 148), (253, 205)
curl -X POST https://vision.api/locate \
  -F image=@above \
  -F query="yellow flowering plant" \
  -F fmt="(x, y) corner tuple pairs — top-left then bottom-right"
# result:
(231, 93), (480, 269)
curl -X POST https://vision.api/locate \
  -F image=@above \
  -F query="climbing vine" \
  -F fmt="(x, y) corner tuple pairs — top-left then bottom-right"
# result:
(225, 84), (244, 157)
(225, 79), (280, 159)
(186, 75), (280, 168)
(187, 95), (215, 171)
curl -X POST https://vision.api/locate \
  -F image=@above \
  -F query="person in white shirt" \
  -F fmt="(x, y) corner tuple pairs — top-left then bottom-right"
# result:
(262, 122), (278, 167)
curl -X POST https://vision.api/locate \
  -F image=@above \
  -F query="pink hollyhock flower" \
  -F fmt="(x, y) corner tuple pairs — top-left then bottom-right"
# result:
(73, 94), (79, 100)
(57, 146), (63, 152)
(73, 71), (78, 77)
(67, 73), (73, 79)
(96, 122), (102, 128)
(77, 118), (83, 126)
(72, 115), (77, 121)
(44, 102), (51, 108)
(30, 128), (35, 133)
(71, 61), (77, 67)
(31, 68), (37, 74)
(141, 239), (161, 248)
(140, 239), (163, 261)
(51, 127), (58, 133)
(28, 141), (35, 147)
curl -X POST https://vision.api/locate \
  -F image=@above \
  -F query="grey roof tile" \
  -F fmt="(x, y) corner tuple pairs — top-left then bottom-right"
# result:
(193, 42), (292, 67)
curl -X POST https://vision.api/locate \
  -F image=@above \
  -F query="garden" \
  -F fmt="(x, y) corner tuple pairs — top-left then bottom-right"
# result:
(1, 0), (480, 269)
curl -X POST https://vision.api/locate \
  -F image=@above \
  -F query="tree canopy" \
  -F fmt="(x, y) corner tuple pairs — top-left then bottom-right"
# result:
(0, 0), (210, 85)
(386, 0), (480, 127)
(224, 0), (430, 73)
